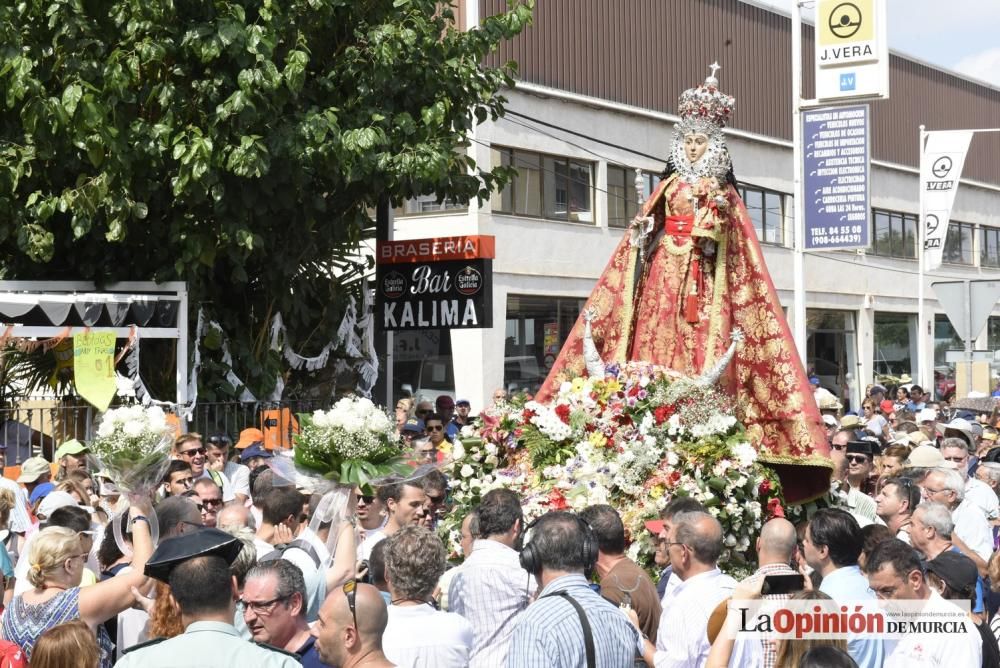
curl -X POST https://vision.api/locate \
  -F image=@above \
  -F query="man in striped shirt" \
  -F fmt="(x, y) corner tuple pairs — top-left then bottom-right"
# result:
(449, 489), (532, 667)
(506, 511), (639, 667)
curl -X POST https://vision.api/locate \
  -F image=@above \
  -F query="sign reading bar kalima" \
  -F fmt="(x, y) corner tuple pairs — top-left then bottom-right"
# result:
(803, 105), (871, 250)
(376, 236), (495, 332)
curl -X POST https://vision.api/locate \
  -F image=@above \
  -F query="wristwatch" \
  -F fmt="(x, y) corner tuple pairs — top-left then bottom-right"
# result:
(130, 515), (150, 527)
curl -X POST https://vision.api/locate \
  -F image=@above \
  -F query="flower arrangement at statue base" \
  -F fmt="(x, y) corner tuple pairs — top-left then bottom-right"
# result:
(439, 362), (789, 575)
(90, 404), (175, 552)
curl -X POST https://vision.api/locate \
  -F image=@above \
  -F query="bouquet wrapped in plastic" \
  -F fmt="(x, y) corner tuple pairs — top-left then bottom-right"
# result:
(89, 404), (174, 550)
(294, 396), (408, 487)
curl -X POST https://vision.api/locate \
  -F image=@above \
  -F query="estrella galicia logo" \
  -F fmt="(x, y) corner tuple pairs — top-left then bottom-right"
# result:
(925, 214), (940, 234)
(932, 156), (952, 179)
(455, 266), (483, 296)
(381, 271), (406, 299)
(829, 3), (862, 39)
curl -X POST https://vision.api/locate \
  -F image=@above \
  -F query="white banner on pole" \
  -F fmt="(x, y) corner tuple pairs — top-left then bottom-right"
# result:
(920, 131), (973, 271)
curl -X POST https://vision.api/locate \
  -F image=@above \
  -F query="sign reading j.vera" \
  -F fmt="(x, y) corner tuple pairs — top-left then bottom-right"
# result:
(814, 0), (889, 101)
(377, 259), (493, 331)
(803, 105), (870, 250)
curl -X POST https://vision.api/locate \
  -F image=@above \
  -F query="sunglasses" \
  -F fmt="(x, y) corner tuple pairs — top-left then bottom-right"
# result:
(207, 435), (231, 446)
(846, 454), (870, 464)
(344, 579), (357, 628)
(830, 442), (846, 451)
(179, 447), (206, 457)
(358, 495), (375, 505)
(416, 409), (432, 416)
(426, 425), (444, 432)
(426, 493), (446, 505)
(240, 594), (291, 615)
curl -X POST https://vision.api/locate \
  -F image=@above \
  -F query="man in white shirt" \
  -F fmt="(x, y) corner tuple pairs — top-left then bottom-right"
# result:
(865, 537), (981, 666)
(921, 467), (993, 561)
(449, 489), (532, 667)
(638, 510), (736, 667)
(940, 437), (999, 521)
(205, 433), (251, 503)
(382, 525), (472, 667)
(357, 475), (428, 561)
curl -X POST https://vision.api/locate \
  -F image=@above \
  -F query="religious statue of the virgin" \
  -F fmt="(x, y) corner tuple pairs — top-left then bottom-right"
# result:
(537, 65), (832, 503)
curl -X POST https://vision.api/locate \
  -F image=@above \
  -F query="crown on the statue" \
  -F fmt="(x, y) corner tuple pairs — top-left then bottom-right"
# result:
(677, 63), (735, 129)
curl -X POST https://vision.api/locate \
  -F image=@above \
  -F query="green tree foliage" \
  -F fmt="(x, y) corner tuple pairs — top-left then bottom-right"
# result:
(0, 0), (530, 399)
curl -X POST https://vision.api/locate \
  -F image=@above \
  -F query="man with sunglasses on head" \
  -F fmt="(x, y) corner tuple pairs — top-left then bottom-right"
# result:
(313, 580), (393, 668)
(205, 433), (250, 504)
(161, 460), (195, 498)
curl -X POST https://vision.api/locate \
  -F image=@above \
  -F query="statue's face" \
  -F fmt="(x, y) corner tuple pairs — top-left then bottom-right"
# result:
(684, 133), (709, 164)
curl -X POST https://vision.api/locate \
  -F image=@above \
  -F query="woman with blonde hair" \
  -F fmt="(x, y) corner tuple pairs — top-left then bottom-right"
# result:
(28, 619), (100, 668)
(0, 503), (152, 667)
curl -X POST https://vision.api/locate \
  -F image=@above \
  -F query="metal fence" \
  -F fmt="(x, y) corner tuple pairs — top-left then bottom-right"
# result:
(0, 399), (323, 463)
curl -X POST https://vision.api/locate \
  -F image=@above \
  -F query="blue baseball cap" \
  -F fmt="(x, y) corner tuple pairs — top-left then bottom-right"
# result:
(29, 482), (55, 505)
(455, 399), (471, 407)
(402, 417), (425, 434)
(239, 444), (273, 463)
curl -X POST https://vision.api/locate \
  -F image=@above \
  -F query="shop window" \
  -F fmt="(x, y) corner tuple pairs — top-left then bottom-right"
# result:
(492, 147), (593, 223)
(869, 209), (917, 259)
(504, 294), (585, 394)
(981, 227), (1000, 268)
(943, 221), (975, 265)
(738, 184), (786, 247)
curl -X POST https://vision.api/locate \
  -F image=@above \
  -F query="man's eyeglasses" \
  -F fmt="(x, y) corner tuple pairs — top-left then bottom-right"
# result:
(199, 497), (223, 508)
(358, 495), (375, 505)
(830, 442), (846, 451)
(416, 409), (432, 416)
(426, 493), (446, 505)
(344, 579), (358, 628)
(846, 455), (870, 464)
(240, 594), (290, 615)
(426, 425), (444, 432)
(178, 447), (206, 457)
(206, 435), (231, 446)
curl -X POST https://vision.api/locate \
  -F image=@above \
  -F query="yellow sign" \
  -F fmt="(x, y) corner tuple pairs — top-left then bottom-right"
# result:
(818, 0), (874, 46)
(73, 331), (117, 411)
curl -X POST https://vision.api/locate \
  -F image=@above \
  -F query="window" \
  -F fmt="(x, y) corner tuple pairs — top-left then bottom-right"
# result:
(943, 221), (974, 265)
(873, 313), (915, 378)
(981, 227), (1000, 268)
(504, 294), (586, 394)
(607, 166), (659, 229)
(737, 184), (786, 246)
(492, 148), (593, 223)
(869, 209), (917, 259)
(394, 195), (466, 217)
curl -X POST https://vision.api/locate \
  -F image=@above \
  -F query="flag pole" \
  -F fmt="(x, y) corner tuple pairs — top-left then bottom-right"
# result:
(917, 125), (927, 394)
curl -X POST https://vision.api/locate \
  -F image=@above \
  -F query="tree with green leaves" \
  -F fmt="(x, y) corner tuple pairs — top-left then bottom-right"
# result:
(0, 0), (530, 400)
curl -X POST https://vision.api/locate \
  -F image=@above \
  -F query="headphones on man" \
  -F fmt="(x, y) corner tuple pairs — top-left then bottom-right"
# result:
(519, 512), (599, 577)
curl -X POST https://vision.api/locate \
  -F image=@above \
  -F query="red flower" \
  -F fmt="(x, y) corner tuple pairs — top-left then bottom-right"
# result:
(653, 405), (675, 425)
(758, 479), (772, 496)
(548, 488), (569, 510)
(668, 470), (682, 485)
(767, 498), (785, 519)
(522, 408), (536, 421)
(555, 404), (571, 424)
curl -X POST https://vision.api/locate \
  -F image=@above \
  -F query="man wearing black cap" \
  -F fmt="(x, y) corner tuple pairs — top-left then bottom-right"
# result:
(115, 528), (301, 667)
(845, 441), (877, 496)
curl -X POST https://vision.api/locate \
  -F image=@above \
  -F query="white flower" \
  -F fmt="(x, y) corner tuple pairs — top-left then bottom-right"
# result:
(460, 464), (474, 478)
(122, 420), (144, 438)
(451, 440), (466, 460)
(97, 420), (116, 438)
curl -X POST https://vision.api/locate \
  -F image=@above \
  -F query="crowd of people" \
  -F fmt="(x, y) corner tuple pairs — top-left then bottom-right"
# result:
(0, 384), (995, 667)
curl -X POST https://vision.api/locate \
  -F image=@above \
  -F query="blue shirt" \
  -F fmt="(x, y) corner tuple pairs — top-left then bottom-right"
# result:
(506, 573), (639, 668)
(294, 635), (331, 668)
(819, 566), (885, 668)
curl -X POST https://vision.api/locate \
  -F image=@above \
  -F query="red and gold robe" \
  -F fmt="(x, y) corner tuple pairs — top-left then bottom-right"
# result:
(538, 173), (832, 503)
